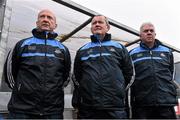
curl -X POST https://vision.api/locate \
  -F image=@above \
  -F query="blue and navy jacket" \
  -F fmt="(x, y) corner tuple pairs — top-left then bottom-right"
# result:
(72, 33), (133, 110)
(4, 29), (71, 115)
(130, 39), (177, 107)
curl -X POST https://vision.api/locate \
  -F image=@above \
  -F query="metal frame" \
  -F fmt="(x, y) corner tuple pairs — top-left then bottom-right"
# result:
(52, 0), (180, 53)
(0, 0), (6, 41)
(52, 0), (139, 40)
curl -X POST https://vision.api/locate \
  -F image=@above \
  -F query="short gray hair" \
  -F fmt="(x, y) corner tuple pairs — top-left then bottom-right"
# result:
(140, 22), (155, 32)
(92, 15), (110, 28)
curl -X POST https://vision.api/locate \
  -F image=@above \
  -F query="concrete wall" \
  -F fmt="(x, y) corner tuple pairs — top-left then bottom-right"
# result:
(0, 0), (12, 88)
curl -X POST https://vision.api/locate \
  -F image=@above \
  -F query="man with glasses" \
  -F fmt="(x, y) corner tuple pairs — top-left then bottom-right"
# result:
(130, 22), (177, 119)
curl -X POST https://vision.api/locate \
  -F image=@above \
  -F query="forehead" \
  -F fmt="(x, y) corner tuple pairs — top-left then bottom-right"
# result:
(142, 24), (154, 29)
(38, 10), (55, 18)
(92, 16), (106, 22)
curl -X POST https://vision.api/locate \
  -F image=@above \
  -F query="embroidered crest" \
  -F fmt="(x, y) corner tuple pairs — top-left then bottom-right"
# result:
(54, 49), (62, 54)
(160, 53), (166, 57)
(28, 46), (36, 50)
(54, 49), (64, 60)
(109, 47), (116, 52)
(87, 49), (93, 54)
(137, 53), (143, 58)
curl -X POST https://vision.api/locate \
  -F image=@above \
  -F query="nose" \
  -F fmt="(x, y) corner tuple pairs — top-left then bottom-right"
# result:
(94, 21), (100, 26)
(42, 16), (49, 22)
(147, 30), (152, 33)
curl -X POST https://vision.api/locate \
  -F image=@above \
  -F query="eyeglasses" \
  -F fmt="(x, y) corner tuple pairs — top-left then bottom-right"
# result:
(143, 29), (154, 33)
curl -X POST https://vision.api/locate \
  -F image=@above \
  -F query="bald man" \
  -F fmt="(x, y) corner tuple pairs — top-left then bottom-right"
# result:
(4, 9), (71, 119)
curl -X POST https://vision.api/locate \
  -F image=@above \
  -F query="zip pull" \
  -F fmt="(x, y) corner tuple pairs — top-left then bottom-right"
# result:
(150, 50), (152, 55)
(18, 84), (21, 91)
(45, 31), (49, 39)
(95, 34), (102, 47)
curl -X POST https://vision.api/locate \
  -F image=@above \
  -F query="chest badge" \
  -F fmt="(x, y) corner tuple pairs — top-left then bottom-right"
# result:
(137, 53), (143, 58)
(28, 46), (36, 50)
(109, 47), (115, 52)
(160, 53), (166, 57)
(87, 49), (93, 54)
(55, 49), (62, 54)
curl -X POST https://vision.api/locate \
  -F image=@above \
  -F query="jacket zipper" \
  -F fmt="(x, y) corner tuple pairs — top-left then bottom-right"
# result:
(98, 39), (104, 107)
(40, 32), (48, 116)
(150, 50), (157, 105)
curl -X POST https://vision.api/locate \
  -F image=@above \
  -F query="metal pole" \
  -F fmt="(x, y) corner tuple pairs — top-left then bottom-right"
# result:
(0, 0), (6, 41)
(60, 17), (92, 42)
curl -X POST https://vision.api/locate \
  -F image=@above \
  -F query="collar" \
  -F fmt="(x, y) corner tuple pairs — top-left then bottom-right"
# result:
(90, 33), (111, 43)
(140, 39), (161, 50)
(32, 28), (58, 39)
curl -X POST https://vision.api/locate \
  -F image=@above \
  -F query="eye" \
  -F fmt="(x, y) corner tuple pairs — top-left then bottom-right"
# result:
(39, 15), (45, 19)
(47, 16), (53, 20)
(143, 29), (154, 33)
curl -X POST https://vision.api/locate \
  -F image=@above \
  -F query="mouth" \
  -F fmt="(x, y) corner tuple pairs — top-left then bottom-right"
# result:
(42, 23), (49, 27)
(94, 26), (102, 30)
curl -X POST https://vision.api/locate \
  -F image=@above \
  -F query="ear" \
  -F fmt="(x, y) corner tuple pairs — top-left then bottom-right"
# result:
(106, 24), (110, 31)
(36, 21), (39, 27)
(54, 23), (57, 29)
(91, 26), (93, 33)
(139, 32), (142, 37)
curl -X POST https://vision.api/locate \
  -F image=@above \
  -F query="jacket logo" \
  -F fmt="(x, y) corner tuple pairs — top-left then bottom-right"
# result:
(137, 53), (143, 58)
(54, 49), (64, 60)
(160, 53), (166, 57)
(87, 49), (93, 54)
(28, 46), (36, 50)
(109, 47), (115, 52)
(55, 49), (62, 54)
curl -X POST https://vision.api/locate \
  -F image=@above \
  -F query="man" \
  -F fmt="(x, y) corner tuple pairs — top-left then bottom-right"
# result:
(130, 22), (177, 119)
(72, 15), (133, 119)
(3, 9), (71, 119)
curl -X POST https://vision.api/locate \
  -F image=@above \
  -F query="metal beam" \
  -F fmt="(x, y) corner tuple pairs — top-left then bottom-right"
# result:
(108, 17), (139, 36)
(52, 0), (96, 17)
(125, 39), (140, 47)
(125, 39), (180, 53)
(52, 0), (139, 36)
(162, 42), (180, 53)
(0, 0), (6, 41)
(52, 0), (180, 53)
(60, 17), (92, 42)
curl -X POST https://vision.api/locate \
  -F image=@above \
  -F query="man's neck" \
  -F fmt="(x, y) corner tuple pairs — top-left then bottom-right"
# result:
(145, 42), (154, 48)
(95, 34), (105, 41)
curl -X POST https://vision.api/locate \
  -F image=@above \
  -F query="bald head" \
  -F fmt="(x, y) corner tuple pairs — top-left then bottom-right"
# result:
(38, 9), (56, 22)
(36, 9), (57, 32)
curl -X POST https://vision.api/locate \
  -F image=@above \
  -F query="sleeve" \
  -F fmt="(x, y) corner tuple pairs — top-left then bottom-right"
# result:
(72, 50), (81, 108)
(121, 45), (134, 87)
(73, 50), (82, 83)
(3, 50), (14, 89)
(3, 43), (21, 89)
(169, 49), (174, 77)
(63, 45), (71, 87)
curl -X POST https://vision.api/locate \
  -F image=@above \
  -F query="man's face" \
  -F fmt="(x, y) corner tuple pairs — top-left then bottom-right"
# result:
(91, 16), (109, 36)
(140, 24), (156, 45)
(36, 10), (57, 32)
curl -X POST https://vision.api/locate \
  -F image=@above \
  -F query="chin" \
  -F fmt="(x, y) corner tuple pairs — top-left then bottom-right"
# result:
(94, 32), (102, 35)
(40, 27), (50, 31)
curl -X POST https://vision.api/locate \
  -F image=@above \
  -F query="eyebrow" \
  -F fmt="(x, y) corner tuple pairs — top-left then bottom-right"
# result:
(143, 29), (154, 32)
